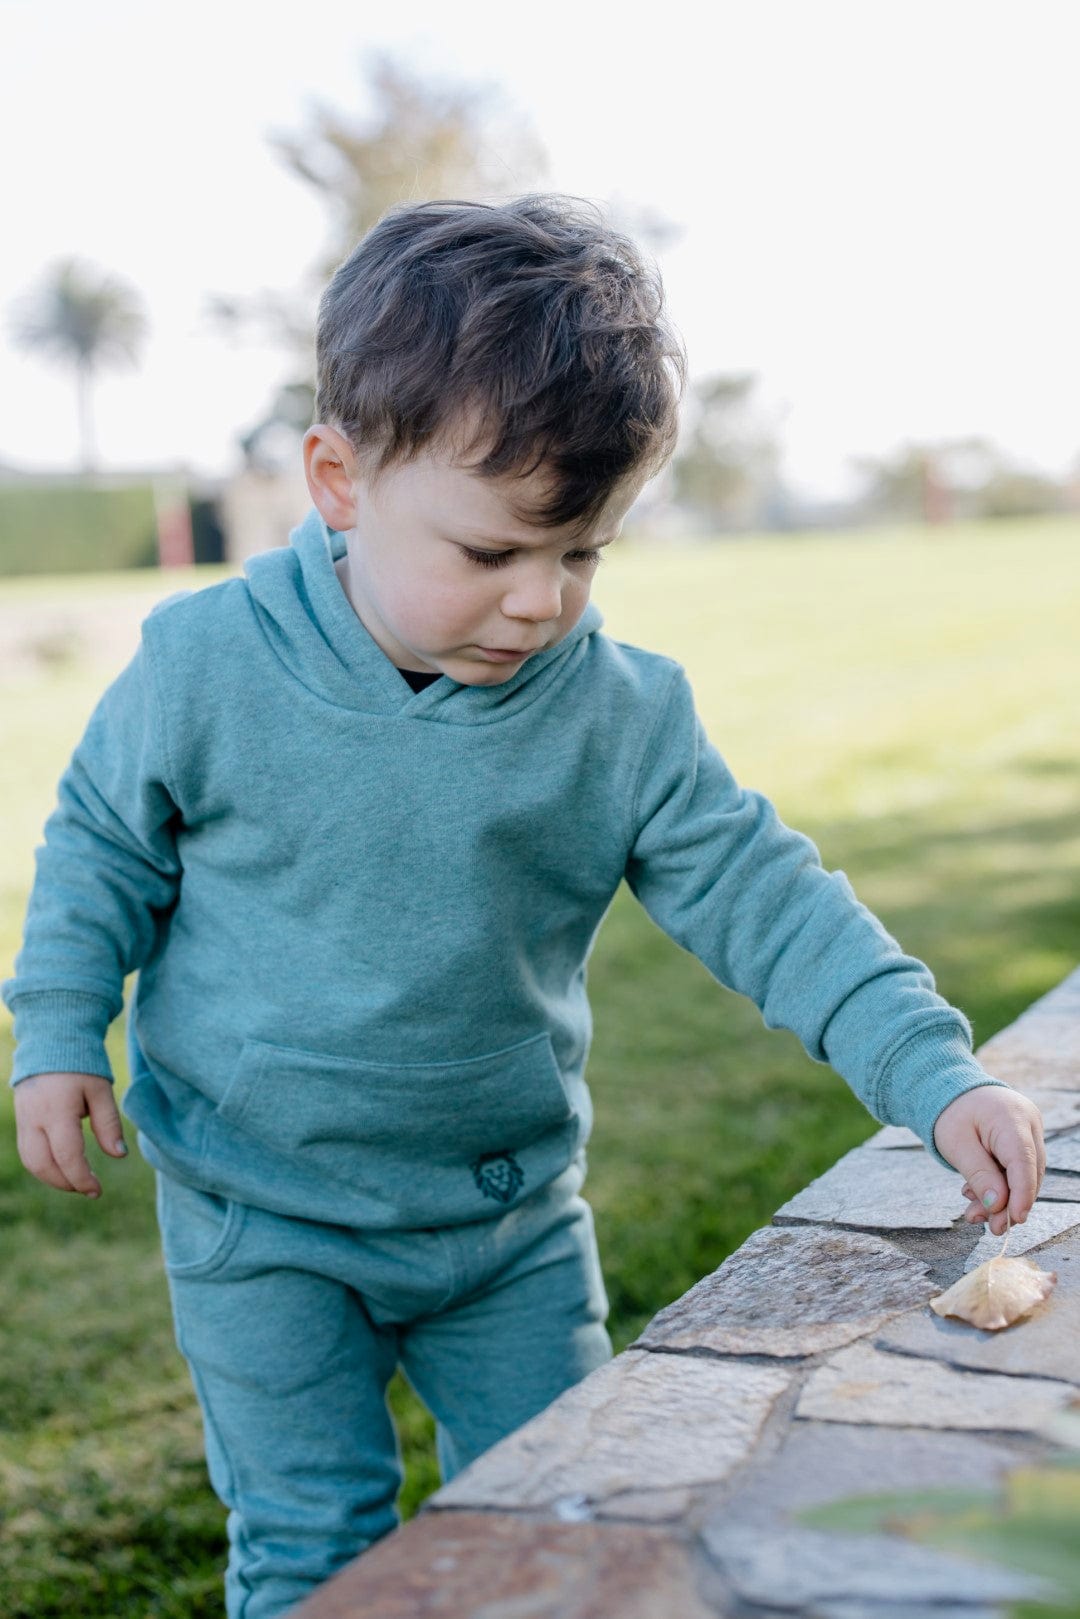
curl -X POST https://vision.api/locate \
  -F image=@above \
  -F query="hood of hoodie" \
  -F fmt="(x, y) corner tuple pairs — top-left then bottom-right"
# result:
(241, 505), (605, 724)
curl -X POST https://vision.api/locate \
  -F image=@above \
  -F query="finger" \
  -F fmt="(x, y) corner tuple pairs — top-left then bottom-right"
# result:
(995, 1130), (1040, 1228)
(952, 1149), (1007, 1232)
(1023, 1105), (1047, 1189)
(47, 1116), (102, 1198)
(86, 1083), (127, 1158)
(18, 1124), (82, 1194)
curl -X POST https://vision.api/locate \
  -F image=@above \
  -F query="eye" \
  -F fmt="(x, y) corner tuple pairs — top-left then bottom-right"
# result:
(460, 546), (514, 569)
(459, 545), (604, 570)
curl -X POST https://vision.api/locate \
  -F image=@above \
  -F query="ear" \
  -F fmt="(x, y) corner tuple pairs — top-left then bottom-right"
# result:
(303, 425), (360, 531)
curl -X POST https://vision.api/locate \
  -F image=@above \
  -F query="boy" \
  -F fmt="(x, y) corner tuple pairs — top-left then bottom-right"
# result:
(5, 195), (1045, 1619)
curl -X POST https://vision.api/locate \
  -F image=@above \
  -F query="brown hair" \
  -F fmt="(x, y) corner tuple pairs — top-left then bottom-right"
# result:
(314, 194), (686, 534)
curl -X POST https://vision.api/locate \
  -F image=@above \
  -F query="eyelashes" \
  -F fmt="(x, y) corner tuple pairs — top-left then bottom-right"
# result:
(460, 546), (604, 571)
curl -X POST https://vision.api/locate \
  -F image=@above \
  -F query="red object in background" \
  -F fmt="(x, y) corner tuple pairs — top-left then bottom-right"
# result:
(153, 480), (195, 567)
(921, 453), (953, 525)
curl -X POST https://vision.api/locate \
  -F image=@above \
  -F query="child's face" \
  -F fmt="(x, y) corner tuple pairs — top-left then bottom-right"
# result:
(304, 425), (647, 685)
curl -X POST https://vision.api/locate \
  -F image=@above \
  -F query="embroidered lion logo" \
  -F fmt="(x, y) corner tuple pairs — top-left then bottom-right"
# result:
(471, 1149), (525, 1203)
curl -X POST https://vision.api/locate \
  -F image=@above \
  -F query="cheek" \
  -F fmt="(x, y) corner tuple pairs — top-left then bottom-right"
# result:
(559, 573), (593, 622)
(405, 559), (484, 631)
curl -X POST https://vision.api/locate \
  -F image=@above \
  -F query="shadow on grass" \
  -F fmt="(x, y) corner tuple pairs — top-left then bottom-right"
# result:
(803, 801), (1080, 1032)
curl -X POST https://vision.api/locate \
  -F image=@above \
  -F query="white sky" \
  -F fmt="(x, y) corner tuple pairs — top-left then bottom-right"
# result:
(1, 0), (1077, 501)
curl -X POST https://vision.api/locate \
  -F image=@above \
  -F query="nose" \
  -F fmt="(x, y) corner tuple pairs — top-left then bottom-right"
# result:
(499, 563), (563, 625)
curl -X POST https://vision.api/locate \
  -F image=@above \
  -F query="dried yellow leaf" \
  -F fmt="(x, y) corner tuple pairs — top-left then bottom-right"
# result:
(929, 1254), (1056, 1330)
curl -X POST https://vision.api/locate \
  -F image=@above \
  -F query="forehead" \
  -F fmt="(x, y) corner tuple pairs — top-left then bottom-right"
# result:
(373, 443), (641, 545)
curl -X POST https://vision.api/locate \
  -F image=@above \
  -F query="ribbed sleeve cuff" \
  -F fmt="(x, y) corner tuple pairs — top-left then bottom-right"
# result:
(876, 1025), (1011, 1171)
(7, 990), (117, 1086)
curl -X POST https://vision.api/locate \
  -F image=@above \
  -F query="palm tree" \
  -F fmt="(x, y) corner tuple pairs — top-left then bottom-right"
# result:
(8, 258), (148, 473)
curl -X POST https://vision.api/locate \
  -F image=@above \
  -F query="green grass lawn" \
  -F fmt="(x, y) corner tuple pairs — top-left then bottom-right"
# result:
(2, 514), (1079, 1615)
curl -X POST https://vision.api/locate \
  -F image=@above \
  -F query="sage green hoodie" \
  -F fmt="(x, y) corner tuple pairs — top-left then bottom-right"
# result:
(2, 507), (1003, 1227)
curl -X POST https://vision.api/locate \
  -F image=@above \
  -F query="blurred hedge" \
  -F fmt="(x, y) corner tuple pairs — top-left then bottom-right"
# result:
(0, 485), (159, 575)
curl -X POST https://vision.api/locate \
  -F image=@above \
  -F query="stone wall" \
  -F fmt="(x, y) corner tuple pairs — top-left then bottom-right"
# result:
(290, 969), (1080, 1618)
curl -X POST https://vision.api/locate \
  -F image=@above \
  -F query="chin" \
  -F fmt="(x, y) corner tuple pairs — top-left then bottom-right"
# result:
(458, 665), (519, 686)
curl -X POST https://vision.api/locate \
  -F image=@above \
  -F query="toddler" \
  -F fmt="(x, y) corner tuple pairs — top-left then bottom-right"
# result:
(5, 195), (1045, 1619)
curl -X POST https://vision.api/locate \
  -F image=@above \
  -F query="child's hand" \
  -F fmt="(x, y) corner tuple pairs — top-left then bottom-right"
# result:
(933, 1083), (1046, 1237)
(12, 1071), (128, 1199)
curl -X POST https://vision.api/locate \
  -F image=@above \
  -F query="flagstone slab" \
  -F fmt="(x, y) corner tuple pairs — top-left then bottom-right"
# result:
(287, 1511), (725, 1619)
(982, 1055), (1080, 1090)
(773, 1143), (967, 1228)
(976, 972), (1080, 1092)
(795, 1340), (1075, 1431)
(632, 1226), (935, 1358)
(536, 1481), (701, 1525)
(699, 1421), (1050, 1612)
(979, 1026), (1080, 1091)
(962, 1201), (1080, 1269)
(588, 1485), (698, 1523)
(875, 1228), (1080, 1384)
(1026, 1089), (1080, 1132)
(1045, 1132), (1080, 1172)
(864, 1124), (923, 1149)
(427, 1349), (793, 1513)
(1039, 1170), (1080, 1201)
(856, 1225), (992, 1292)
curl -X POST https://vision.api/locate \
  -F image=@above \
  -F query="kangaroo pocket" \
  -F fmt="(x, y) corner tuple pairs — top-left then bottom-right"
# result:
(208, 1030), (584, 1228)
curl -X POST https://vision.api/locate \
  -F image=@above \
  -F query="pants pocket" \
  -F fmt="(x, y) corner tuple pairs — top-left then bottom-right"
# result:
(156, 1170), (246, 1278)
(157, 1180), (352, 1397)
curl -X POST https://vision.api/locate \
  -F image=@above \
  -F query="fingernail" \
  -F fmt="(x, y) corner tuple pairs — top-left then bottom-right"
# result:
(86, 1188), (101, 1199)
(983, 1191), (997, 1208)
(114, 1141), (128, 1156)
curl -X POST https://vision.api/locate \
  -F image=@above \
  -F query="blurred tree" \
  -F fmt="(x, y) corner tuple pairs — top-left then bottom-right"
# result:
(848, 441), (952, 524)
(271, 51), (548, 281)
(236, 381), (318, 477)
(850, 436), (1066, 524)
(970, 466), (1064, 519)
(7, 258), (148, 474)
(207, 49), (548, 472)
(670, 372), (784, 532)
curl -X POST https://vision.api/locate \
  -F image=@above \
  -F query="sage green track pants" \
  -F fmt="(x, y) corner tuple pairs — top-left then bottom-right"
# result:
(154, 1155), (613, 1619)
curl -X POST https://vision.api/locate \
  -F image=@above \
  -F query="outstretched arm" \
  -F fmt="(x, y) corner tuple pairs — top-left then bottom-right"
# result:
(623, 665), (1033, 1185)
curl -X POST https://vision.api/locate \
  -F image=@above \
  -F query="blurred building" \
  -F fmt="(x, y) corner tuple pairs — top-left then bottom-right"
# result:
(0, 464), (226, 575)
(218, 464), (311, 565)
